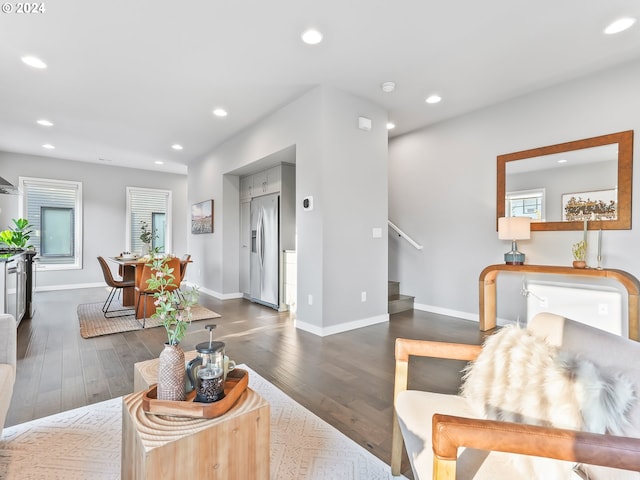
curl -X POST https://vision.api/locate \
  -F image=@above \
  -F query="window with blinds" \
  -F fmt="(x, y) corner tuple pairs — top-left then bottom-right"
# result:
(126, 187), (172, 254)
(505, 188), (545, 221)
(19, 177), (83, 270)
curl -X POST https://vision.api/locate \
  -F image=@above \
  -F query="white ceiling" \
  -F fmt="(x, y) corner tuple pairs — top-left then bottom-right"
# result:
(1, 0), (639, 174)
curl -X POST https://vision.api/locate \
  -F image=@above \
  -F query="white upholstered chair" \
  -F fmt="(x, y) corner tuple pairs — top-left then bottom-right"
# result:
(391, 313), (640, 479)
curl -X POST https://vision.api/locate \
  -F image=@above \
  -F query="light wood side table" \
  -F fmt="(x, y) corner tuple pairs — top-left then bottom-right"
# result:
(121, 382), (270, 480)
(479, 264), (640, 341)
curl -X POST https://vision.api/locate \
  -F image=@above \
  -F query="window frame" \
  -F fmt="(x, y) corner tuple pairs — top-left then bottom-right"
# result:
(505, 187), (546, 222)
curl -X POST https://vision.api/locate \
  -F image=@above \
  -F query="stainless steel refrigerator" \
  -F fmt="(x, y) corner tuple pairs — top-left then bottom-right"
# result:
(250, 193), (279, 309)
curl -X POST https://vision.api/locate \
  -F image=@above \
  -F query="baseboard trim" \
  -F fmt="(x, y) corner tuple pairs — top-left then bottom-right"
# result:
(414, 302), (479, 322)
(190, 284), (243, 301)
(36, 282), (106, 292)
(34, 281), (244, 302)
(414, 303), (513, 327)
(296, 314), (389, 337)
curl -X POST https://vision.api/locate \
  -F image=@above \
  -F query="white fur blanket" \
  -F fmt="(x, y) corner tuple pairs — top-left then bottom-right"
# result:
(461, 326), (635, 479)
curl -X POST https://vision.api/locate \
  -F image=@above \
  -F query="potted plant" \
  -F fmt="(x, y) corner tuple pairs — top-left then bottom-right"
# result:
(572, 240), (587, 269)
(0, 218), (34, 250)
(145, 255), (199, 400)
(139, 220), (159, 256)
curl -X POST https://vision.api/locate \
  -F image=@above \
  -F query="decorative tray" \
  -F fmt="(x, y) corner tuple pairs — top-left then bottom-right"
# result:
(142, 368), (248, 418)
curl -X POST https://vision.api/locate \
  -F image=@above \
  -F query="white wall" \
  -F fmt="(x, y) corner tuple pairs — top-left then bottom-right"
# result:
(389, 58), (640, 323)
(0, 152), (188, 289)
(188, 86), (389, 335)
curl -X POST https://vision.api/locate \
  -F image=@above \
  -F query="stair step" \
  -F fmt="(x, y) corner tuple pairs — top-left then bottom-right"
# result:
(388, 280), (400, 299)
(388, 294), (414, 315)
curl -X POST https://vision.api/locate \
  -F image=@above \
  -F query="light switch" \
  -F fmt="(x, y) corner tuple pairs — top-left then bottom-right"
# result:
(372, 227), (382, 238)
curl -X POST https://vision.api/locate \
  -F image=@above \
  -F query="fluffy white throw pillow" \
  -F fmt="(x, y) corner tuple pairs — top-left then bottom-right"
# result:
(460, 326), (634, 479)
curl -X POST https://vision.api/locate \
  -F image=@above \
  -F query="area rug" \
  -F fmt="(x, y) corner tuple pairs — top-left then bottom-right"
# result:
(0, 365), (404, 479)
(77, 300), (221, 338)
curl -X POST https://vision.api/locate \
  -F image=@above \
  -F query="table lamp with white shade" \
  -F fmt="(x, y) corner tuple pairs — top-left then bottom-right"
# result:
(498, 217), (531, 265)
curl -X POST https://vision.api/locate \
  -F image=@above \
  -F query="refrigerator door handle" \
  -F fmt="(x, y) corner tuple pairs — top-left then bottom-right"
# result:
(256, 208), (264, 267)
(259, 208), (266, 267)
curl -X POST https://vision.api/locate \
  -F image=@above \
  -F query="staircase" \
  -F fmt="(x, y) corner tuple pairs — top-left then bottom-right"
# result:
(388, 281), (415, 314)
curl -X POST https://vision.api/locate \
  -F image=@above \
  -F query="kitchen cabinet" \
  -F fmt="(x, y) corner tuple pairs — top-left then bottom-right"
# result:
(0, 250), (36, 326)
(241, 166), (283, 200)
(240, 176), (252, 202)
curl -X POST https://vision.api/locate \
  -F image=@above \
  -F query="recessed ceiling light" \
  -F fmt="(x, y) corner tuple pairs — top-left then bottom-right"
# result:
(557, 159), (568, 164)
(604, 17), (636, 34)
(381, 82), (396, 93)
(386, 122), (396, 130)
(301, 28), (323, 45)
(154, 160), (164, 165)
(425, 94), (442, 104)
(37, 119), (54, 127)
(42, 144), (55, 149)
(21, 55), (47, 69)
(213, 108), (228, 117)
(171, 144), (183, 151)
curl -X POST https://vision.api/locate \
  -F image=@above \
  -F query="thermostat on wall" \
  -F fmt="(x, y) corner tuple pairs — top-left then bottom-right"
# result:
(303, 196), (314, 211)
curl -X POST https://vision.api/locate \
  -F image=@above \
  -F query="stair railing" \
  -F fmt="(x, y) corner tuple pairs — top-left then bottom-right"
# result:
(388, 220), (423, 250)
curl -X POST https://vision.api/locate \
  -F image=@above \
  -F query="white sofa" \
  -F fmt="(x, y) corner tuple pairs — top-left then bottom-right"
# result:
(0, 314), (17, 435)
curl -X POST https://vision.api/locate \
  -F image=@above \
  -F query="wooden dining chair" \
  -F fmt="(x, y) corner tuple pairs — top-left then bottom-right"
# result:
(97, 256), (135, 318)
(135, 257), (181, 328)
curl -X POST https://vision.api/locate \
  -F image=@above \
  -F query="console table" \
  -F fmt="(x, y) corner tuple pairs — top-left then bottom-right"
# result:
(479, 264), (640, 341)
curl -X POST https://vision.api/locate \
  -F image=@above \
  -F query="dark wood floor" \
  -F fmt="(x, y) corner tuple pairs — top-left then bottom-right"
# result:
(6, 287), (489, 478)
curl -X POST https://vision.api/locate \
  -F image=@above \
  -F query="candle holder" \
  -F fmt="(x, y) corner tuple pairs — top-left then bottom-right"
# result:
(596, 228), (603, 270)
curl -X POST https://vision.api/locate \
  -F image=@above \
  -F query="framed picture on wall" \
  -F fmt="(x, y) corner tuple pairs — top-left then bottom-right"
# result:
(561, 189), (617, 222)
(191, 200), (213, 234)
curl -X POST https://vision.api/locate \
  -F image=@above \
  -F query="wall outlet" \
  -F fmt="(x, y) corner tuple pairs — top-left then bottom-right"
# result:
(308, 294), (313, 306)
(361, 291), (367, 302)
(539, 297), (548, 308)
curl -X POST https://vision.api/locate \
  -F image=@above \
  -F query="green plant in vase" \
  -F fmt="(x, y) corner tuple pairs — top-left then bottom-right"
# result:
(139, 220), (159, 257)
(572, 240), (587, 269)
(146, 256), (199, 345)
(145, 255), (199, 401)
(0, 218), (34, 250)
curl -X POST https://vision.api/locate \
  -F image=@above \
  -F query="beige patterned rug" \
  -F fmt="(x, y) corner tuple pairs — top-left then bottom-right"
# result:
(0, 365), (403, 479)
(77, 300), (220, 338)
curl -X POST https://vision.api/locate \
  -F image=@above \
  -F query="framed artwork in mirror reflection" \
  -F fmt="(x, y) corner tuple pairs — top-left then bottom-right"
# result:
(562, 189), (617, 222)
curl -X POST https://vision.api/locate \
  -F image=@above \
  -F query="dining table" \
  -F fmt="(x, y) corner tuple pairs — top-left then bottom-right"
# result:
(108, 255), (191, 319)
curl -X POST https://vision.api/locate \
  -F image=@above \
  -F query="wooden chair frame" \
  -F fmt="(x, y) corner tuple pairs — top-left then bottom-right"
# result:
(391, 337), (640, 479)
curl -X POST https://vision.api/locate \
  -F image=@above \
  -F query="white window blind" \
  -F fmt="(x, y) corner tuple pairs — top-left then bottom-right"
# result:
(126, 187), (172, 254)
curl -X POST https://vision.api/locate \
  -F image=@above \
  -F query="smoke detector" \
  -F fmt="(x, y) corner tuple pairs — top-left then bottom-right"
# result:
(381, 81), (396, 93)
